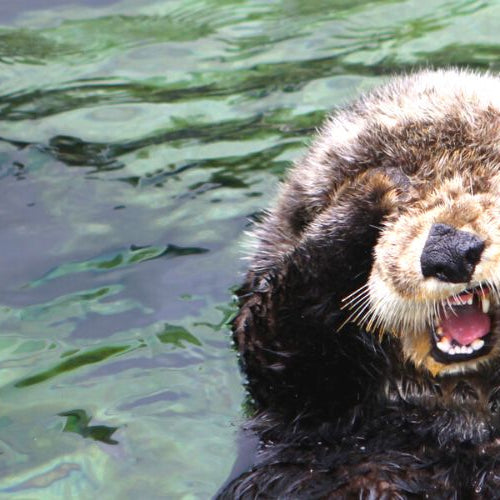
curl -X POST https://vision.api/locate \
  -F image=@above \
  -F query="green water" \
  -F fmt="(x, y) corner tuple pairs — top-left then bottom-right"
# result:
(0, 0), (499, 497)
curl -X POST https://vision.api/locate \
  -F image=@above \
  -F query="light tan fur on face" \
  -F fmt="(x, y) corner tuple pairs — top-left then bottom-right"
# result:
(361, 171), (500, 375)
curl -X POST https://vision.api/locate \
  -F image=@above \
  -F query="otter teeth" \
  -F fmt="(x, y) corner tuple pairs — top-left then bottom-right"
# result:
(482, 296), (490, 314)
(471, 339), (485, 351)
(436, 337), (450, 353)
(435, 336), (484, 355)
(449, 287), (491, 311)
(444, 344), (474, 356)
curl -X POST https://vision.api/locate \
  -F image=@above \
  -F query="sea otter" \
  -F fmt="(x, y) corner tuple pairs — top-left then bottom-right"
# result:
(219, 69), (500, 498)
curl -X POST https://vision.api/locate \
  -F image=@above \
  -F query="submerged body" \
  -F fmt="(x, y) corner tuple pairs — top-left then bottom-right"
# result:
(220, 70), (500, 498)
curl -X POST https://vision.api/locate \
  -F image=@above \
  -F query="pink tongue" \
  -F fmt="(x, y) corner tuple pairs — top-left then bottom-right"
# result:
(440, 305), (491, 346)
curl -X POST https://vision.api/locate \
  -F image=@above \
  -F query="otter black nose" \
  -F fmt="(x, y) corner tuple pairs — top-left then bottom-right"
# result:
(420, 223), (485, 283)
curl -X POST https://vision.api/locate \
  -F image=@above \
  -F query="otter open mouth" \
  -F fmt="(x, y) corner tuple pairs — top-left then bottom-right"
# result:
(431, 285), (494, 363)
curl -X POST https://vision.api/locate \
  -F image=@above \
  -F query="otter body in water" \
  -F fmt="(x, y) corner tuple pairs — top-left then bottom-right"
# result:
(220, 69), (500, 498)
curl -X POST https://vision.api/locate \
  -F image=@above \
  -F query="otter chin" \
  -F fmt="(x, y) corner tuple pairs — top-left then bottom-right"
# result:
(219, 69), (500, 499)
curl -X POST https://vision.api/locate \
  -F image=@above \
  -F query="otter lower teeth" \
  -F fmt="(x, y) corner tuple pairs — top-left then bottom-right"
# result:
(436, 337), (450, 353)
(446, 345), (474, 355)
(471, 339), (485, 351)
(436, 336), (484, 355)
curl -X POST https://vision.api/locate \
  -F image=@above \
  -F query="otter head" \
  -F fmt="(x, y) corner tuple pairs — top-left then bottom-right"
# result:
(321, 71), (500, 382)
(354, 169), (500, 377)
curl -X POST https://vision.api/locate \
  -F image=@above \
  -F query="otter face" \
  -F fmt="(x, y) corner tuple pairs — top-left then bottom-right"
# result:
(249, 69), (500, 386)
(349, 171), (500, 376)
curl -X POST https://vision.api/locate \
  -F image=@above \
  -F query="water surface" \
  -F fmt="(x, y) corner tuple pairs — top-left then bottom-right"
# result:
(1, 0), (500, 497)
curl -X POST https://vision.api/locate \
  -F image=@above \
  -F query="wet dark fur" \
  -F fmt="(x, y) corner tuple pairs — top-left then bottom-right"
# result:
(218, 71), (500, 499)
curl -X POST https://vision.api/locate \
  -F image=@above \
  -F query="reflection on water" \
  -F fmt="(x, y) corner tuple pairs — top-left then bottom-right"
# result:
(59, 409), (119, 445)
(0, 0), (499, 497)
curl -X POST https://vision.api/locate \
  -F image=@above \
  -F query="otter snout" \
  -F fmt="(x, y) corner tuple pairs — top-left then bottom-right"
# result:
(420, 223), (485, 283)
